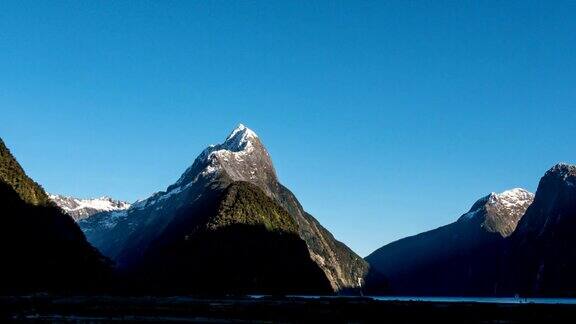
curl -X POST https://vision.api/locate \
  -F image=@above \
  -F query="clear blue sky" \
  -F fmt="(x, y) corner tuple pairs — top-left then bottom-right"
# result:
(1, 1), (575, 256)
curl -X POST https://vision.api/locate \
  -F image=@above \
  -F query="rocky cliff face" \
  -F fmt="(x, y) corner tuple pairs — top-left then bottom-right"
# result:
(81, 124), (368, 293)
(49, 194), (131, 221)
(501, 163), (576, 296)
(366, 188), (534, 296)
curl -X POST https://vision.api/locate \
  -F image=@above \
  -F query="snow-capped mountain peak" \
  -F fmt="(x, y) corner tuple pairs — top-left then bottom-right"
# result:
(223, 123), (258, 151)
(131, 124), (275, 211)
(49, 194), (131, 221)
(167, 123), (277, 197)
(487, 188), (534, 210)
(460, 188), (534, 237)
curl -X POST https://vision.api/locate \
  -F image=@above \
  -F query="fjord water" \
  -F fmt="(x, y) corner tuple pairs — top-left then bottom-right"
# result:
(251, 295), (576, 305)
(370, 296), (576, 304)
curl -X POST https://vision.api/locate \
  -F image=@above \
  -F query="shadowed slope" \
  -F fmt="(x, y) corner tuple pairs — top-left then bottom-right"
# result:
(130, 182), (332, 294)
(502, 164), (576, 296)
(0, 138), (111, 293)
(366, 189), (533, 296)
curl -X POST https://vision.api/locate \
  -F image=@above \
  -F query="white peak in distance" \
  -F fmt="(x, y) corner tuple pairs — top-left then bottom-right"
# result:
(484, 188), (534, 237)
(221, 123), (259, 152)
(144, 123), (277, 210)
(134, 123), (272, 211)
(201, 123), (276, 189)
(49, 194), (131, 221)
(487, 188), (534, 210)
(461, 188), (534, 237)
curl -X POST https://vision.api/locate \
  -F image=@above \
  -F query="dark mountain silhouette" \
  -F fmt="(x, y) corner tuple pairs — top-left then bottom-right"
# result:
(366, 189), (534, 296)
(130, 181), (333, 294)
(500, 164), (576, 296)
(0, 138), (111, 293)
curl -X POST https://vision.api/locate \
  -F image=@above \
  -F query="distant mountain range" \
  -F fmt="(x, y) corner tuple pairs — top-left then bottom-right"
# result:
(49, 194), (130, 221)
(4, 124), (576, 297)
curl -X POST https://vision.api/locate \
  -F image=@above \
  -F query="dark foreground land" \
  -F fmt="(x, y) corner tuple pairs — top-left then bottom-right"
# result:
(1, 295), (576, 323)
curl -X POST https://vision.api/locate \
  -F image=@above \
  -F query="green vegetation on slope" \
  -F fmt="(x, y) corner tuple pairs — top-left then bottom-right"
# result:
(0, 138), (51, 206)
(206, 181), (298, 233)
(129, 181), (333, 294)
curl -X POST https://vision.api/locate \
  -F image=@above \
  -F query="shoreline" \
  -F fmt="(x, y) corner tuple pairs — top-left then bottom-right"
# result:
(2, 295), (576, 323)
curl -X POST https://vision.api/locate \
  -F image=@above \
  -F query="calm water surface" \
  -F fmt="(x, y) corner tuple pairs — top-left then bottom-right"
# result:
(251, 295), (576, 304)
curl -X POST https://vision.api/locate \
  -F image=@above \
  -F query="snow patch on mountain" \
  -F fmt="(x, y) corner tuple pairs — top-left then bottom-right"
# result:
(462, 189), (533, 218)
(197, 125), (259, 170)
(100, 210), (128, 229)
(49, 194), (131, 221)
(547, 163), (576, 185)
(487, 188), (534, 211)
(461, 188), (534, 237)
(131, 125), (263, 213)
(223, 123), (258, 151)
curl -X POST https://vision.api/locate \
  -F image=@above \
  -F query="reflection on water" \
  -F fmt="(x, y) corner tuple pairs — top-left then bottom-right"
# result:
(250, 295), (576, 304)
(369, 296), (576, 304)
